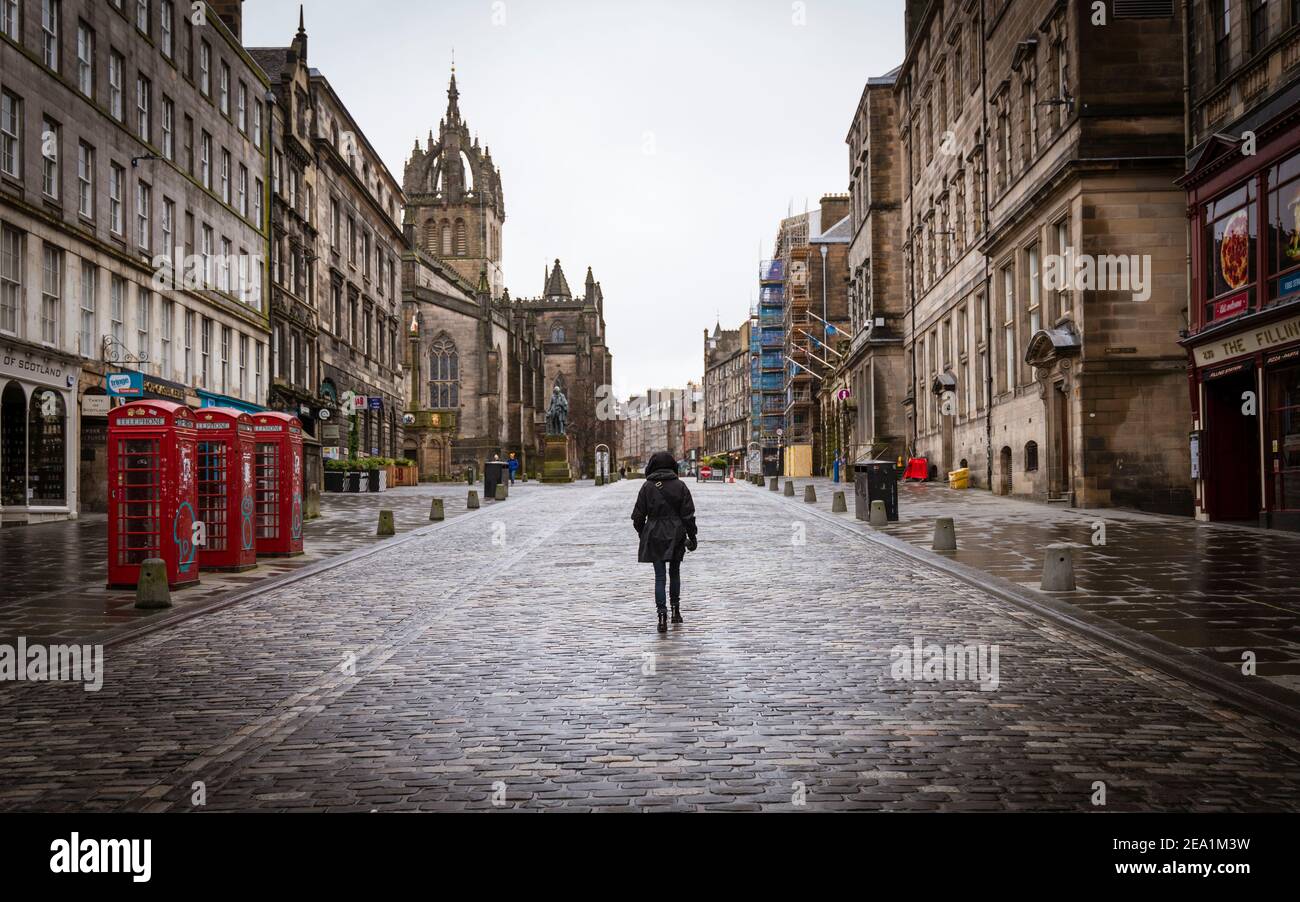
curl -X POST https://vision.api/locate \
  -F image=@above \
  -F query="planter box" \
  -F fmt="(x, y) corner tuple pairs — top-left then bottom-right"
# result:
(345, 472), (362, 493)
(387, 465), (419, 487)
(324, 471), (345, 493)
(365, 469), (387, 492)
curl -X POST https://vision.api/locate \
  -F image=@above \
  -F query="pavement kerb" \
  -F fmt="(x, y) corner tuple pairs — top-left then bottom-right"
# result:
(97, 489), (545, 651)
(761, 483), (1300, 737)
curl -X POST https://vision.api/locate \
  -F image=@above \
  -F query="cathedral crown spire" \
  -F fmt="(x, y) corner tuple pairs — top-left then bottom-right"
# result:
(446, 65), (461, 125)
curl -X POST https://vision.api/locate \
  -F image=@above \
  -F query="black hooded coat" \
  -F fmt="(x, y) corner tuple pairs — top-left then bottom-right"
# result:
(631, 451), (698, 563)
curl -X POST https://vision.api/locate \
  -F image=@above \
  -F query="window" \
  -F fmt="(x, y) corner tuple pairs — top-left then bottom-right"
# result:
(454, 220), (467, 255)
(220, 325), (230, 392)
(238, 164), (248, 217)
(252, 101), (262, 147)
(253, 178), (263, 228)
(219, 61), (230, 116)
(1267, 151), (1300, 305)
(200, 131), (211, 188)
(135, 181), (151, 250)
(79, 261), (96, 357)
(41, 118), (59, 199)
(200, 317), (211, 387)
(77, 142), (93, 217)
(1002, 264), (1016, 392)
(0, 226), (20, 335)
(135, 0), (148, 34)
(331, 281), (342, 335)
(160, 298), (173, 376)
(41, 0), (59, 71)
(38, 244), (61, 346)
(1249, 0), (1268, 56)
(109, 163), (125, 235)
(109, 51), (124, 121)
(1027, 243), (1041, 336)
(201, 223), (213, 286)
(162, 198), (174, 256)
(76, 22), (94, 97)
(183, 309), (193, 383)
(237, 81), (247, 133)
(363, 232), (372, 278)
(1025, 441), (1039, 472)
(0, 91), (21, 177)
(254, 341), (263, 400)
(1055, 219), (1071, 318)
(220, 149), (231, 204)
(429, 336), (460, 408)
(219, 237), (231, 292)
(160, 0), (172, 58)
(161, 96), (174, 160)
(331, 199), (340, 247)
(1204, 180), (1257, 322)
(349, 218), (357, 264)
(110, 275), (124, 346)
(136, 287), (150, 361)
(977, 292), (989, 410)
(136, 75), (151, 143)
(199, 41), (210, 96)
(238, 333), (247, 396)
(0, 0), (17, 41)
(1214, 0), (1231, 80)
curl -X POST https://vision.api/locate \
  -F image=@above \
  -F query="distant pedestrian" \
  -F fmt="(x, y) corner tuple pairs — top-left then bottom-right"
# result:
(619, 465), (627, 480)
(508, 452), (519, 484)
(631, 450), (698, 633)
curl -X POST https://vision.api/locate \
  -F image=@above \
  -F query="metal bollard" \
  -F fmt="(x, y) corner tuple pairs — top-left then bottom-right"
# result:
(134, 558), (172, 609)
(1041, 543), (1077, 591)
(467, 489), (480, 510)
(932, 517), (957, 551)
(377, 509), (395, 536)
(804, 485), (817, 503)
(429, 497), (445, 522)
(832, 490), (847, 513)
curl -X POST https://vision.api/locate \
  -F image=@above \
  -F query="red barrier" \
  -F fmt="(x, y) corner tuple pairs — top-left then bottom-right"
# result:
(903, 457), (930, 481)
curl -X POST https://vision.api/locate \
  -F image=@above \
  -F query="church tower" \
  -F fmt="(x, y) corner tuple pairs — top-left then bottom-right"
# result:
(402, 67), (506, 299)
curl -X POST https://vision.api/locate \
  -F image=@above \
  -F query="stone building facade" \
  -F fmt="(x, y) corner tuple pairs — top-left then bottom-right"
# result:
(830, 68), (907, 469)
(899, 0), (1191, 514)
(1178, 0), (1300, 529)
(703, 319), (750, 463)
(1, 0), (270, 521)
(401, 75), (612, 480)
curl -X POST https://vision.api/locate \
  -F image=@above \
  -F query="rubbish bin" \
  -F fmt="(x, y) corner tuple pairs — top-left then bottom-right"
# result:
(484, 461), (508, 499)
(853, 459), (899, 522)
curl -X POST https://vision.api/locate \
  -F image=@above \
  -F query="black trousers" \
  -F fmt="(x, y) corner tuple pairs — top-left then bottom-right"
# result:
(652, 559), (681, 611)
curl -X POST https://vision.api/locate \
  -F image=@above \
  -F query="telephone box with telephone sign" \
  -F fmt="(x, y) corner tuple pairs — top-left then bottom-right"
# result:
(106, 400), (201, 589)
(196, 407), (258, 572)
(251, 412), (305, 557)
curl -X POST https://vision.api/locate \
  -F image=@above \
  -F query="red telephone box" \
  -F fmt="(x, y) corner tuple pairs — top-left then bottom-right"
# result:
(195, 407), (258, 572)
(107, 400), (200, 590)
(251, 411), (304, 557)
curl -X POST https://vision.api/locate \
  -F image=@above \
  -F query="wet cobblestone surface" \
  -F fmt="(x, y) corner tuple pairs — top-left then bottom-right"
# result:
(2, 480), (1299, 812)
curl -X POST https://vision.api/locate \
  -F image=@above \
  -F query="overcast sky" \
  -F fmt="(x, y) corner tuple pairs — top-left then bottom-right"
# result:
(244, 0), (904, 395)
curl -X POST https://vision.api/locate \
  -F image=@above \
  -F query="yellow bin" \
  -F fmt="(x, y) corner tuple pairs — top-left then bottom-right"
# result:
(948, 467), (970, 490)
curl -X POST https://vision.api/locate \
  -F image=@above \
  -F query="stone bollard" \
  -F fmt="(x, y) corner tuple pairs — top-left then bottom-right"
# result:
(932, 517), (957, 551)
(832, 490), (847, 513)
(1041, 543), (1077, 591)
(467, 489), (480, 510)
(783, 480), (795, 497)
(869, 500), (888, 526)
(134, 558), (172, 609)
(804, 484), (817, 503)
(377, 510), (395, 536)
(769, 476), (779, 492)
(305, 485), (321, 520)
(596, 474), (604, 486)
(494, 483), (507, 501)
(429, 497), (445, 522)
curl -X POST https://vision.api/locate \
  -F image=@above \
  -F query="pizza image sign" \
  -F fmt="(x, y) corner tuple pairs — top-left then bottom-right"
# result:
(1219, 209), (1250, 290)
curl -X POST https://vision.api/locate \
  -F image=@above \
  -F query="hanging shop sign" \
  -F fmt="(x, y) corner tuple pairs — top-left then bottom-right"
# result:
(106, 372), (144, 397)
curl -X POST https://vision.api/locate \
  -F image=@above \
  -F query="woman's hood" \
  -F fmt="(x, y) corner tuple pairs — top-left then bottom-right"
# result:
(645, 451), (678, 475)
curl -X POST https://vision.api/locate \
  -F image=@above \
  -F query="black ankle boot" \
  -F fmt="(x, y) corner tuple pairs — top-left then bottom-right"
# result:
(670, 602), (683, 624)
(657, 611), (668, 633)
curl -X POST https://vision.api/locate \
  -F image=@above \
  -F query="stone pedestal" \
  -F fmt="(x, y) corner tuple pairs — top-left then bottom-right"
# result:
(541, 435), (574, 483)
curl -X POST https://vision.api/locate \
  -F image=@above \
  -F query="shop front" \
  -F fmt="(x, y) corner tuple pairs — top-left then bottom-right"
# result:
(1181, 133), (1300, 529)
(0, 340), (80, 525)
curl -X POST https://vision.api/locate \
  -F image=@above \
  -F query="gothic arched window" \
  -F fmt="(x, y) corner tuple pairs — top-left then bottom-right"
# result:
(440, 221), (452, 256)
(454, 219), (467, 256)
(429, 336), (459, 409)
(423, 221), (436, 254)
(550, 325), (565, 343)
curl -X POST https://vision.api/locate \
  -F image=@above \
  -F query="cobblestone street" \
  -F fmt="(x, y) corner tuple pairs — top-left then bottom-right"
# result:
(3, 480), (1300, 813)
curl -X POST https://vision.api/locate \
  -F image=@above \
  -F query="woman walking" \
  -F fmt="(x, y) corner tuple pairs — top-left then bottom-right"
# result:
(631, 451), (698, 632)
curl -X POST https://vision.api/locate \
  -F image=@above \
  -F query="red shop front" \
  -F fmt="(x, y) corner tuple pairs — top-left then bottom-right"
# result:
(1180, 129), (1300, 530)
